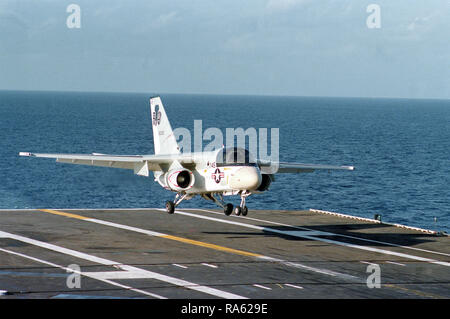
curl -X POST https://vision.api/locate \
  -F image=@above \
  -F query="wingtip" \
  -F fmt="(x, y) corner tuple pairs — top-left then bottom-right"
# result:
(19, 152), (32, 157)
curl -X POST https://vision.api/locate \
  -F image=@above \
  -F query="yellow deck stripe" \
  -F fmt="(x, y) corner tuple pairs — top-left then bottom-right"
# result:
(161, 234), (261, 258)
(37, 209), (261, 258)
(39, 209), (90, 220)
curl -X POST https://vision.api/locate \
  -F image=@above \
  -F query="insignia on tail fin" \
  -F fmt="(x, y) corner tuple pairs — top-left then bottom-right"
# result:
(150, 96), (180, 155)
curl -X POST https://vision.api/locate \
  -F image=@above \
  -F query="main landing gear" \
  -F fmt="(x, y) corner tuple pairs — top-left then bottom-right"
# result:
(233, 191), (249, 216)
(165, 191), (251, 217)
(226, 202), (249, 217)
(202, 192), (250, 217)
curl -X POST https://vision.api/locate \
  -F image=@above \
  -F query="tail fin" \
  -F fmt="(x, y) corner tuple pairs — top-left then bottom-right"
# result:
(150, 96), (180, 155)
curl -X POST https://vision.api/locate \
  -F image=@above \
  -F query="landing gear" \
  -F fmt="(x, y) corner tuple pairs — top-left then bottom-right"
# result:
(215, 191), (251, 217)
(237, 191), (250, 216)
(165, 193), (189, 214)
(202, 193), (235, 216)
(195, 192), (251, 217)
(165, 201), (175, 214)
(224, 203), (233, 216)
(233, 206), (248, 216)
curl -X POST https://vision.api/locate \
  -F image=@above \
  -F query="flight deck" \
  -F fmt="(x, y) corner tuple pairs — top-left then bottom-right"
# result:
(0, 207), (448, 299)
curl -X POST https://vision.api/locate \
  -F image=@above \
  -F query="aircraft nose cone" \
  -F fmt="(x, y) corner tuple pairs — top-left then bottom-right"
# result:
(229, 167), (262, 190)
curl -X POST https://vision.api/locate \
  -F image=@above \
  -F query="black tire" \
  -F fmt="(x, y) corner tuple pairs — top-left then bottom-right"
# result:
(242, 206), (248, 216)
(166, 201), (175, 214)
(224, 203), (233, 216)
(234, 206), (242, 216)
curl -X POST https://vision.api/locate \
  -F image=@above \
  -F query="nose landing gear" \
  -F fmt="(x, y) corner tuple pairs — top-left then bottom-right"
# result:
(235, 191), (249, 216)
(201, 192), (250, 217)
(226, 191), (250, 216)
(225, 191), (250, 216)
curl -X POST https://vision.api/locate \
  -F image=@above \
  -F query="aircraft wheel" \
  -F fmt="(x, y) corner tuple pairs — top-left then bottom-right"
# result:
(242, 206), (248, 216)
(166, 201), (175, 214)
(224, 203), (233, 216)
(234, 206), (242, 216)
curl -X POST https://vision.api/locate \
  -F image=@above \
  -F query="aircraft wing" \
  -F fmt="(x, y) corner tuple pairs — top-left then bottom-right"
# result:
(19, 152), (195, 177)
(258, 160), (354, 174)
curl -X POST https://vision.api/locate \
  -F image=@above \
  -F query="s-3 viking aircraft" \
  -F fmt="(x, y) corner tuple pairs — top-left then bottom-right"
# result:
(20, 96), (354, 216)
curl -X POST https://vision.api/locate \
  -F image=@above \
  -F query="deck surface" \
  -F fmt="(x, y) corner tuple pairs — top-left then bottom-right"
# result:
(0, 208), (448, 299)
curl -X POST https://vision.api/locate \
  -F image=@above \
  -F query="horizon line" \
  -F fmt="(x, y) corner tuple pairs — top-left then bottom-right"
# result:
(0, 88), (449, 102)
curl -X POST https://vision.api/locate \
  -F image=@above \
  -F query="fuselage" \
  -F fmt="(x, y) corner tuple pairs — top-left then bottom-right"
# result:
(154, 147), (262, 195)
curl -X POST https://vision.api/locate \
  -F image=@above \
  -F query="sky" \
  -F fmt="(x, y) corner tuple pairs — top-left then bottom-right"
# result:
(0, 0), (449, 99)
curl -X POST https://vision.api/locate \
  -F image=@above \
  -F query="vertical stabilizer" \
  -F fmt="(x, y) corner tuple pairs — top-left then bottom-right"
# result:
(150, 96), (180, 155)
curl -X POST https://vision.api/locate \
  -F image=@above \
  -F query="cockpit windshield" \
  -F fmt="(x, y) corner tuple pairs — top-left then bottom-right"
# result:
(216, 147), (256, 167)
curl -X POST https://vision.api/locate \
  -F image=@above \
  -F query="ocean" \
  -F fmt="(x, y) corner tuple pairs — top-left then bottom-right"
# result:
(1, 90), (449, 233)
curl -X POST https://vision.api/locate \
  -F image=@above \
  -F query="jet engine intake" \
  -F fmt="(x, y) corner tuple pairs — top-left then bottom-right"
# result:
(165, 169), (195, 191)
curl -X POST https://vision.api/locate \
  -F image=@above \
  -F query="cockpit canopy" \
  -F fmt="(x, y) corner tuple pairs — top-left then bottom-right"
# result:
(216, 147), (257, 167)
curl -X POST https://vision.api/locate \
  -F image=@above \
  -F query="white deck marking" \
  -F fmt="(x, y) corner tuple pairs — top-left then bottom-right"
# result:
(385, 261), (406, 267)
(82, 270), (156, 280)
(285, 283), (304, 289)
(36, 209), (359, 281)
(0, 231), (117, 265)
(192, 208), (450, 258)
(0, 230), (246, 299)
(174, 209), (450, 268)
(0, 247), (165, 299)
(4, 208), (449, 257)
(253, 284), (272, 290)
(258, 255), (356, 279)
(172, 264), (188, 269)
(201, 263), (218, 268)
(87, 218), (164, 237)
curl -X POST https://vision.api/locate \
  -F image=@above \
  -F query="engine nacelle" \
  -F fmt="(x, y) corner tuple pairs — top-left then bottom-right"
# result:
(256, 174), (272, 192)
(165, 169), (195, 192)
